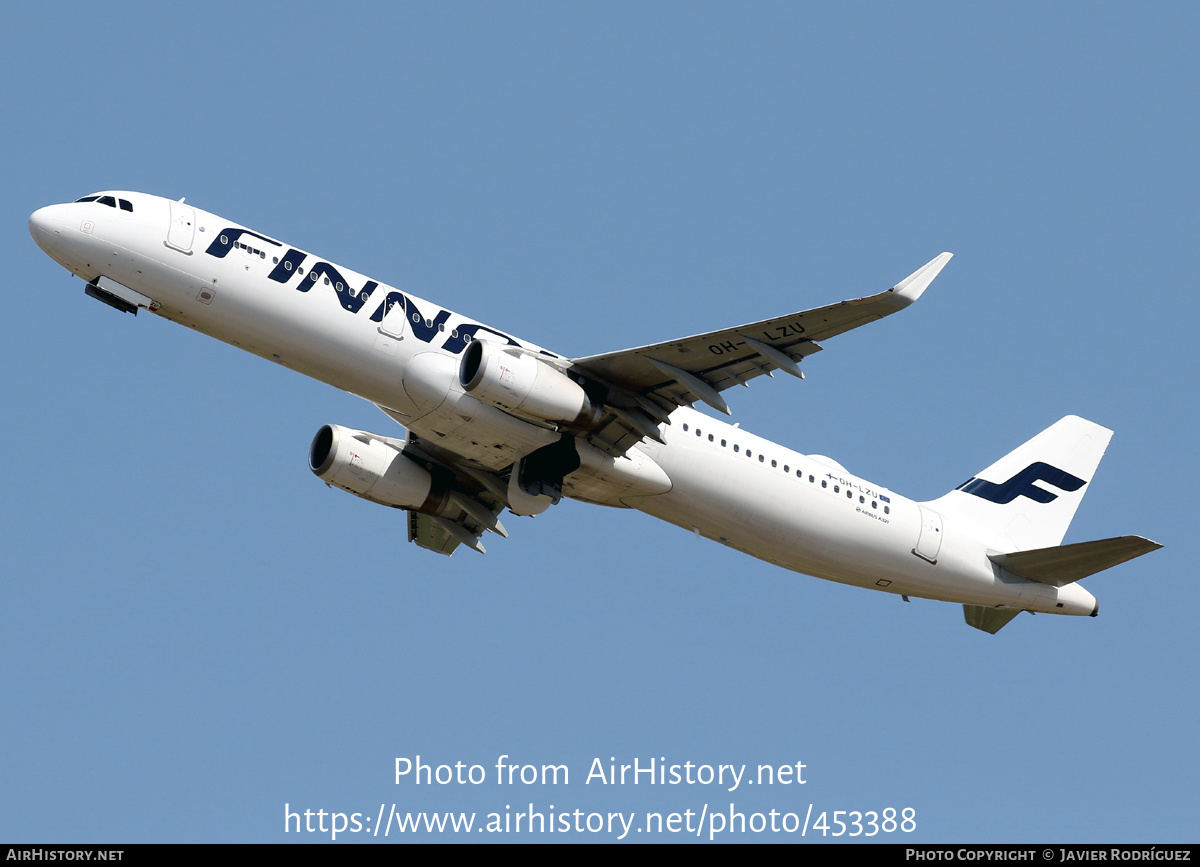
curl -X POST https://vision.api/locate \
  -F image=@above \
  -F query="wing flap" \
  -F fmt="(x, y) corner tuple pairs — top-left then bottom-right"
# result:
(409, 510), (461, 556)
(408, 496), (508, 557)
(383, 421), (515, 558)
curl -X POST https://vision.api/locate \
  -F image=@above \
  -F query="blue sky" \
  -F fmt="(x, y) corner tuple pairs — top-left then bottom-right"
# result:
(2, 2), (1195, 843)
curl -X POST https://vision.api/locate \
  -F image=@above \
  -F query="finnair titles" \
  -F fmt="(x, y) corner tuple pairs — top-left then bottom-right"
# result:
(29, 191), (1161, 634)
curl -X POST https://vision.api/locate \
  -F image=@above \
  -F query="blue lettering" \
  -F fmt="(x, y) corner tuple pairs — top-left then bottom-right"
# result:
(209, 237), (542, 355)
(369, 291), (407, 323)
(268, 248), (307, 282)
(303, 262), (376, 314)
(204, 227), (282, 259)
(442, 323), (519, 354)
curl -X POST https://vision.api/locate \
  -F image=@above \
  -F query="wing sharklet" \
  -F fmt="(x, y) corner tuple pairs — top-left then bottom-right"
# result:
(891, 252), (953, 306)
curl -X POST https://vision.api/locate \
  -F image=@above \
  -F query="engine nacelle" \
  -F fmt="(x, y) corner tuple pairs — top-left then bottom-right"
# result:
(459, 340), (601, 429)
(309, 424), (448, 513)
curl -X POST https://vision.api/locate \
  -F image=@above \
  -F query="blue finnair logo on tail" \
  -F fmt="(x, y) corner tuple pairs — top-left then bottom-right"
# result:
(956, 462), (1086, 504)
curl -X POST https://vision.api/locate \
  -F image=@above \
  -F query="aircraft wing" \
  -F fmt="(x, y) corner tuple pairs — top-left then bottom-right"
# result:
(372, 422), (512, 557)
(406, 462), (510, 556)
(572, 253), (952, 454)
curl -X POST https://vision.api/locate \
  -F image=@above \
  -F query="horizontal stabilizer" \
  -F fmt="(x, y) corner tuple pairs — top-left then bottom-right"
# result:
(963, 605), (1021, 634)
(988, 535), (1162, 587)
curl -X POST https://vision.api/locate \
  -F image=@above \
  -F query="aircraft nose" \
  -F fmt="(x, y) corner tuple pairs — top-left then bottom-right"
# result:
(29, 205), (67, 255)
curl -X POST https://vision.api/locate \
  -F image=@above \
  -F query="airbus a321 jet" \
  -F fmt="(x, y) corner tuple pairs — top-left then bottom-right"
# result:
(28, 191), (1160, 633)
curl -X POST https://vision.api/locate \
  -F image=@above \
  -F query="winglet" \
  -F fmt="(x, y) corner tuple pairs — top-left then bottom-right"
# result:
(891, 252), (953, 307)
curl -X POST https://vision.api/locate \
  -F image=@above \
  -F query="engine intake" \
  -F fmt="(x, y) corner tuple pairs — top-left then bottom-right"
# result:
(309, 424), (448, 513)
(459, 340), (600, 429)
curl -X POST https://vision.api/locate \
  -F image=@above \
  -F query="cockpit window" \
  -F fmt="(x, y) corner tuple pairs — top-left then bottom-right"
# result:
(74, 194), (134, 211)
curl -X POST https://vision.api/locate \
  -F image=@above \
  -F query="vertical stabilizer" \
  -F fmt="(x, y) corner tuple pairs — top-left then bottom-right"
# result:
(930, 416), (1112, 551)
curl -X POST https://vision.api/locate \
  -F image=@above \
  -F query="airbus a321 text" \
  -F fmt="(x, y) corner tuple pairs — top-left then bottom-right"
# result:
(29, 191), (1160, 634)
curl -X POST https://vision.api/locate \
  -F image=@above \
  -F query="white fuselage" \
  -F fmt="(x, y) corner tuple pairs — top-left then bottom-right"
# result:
(29, 191), (1097, 618)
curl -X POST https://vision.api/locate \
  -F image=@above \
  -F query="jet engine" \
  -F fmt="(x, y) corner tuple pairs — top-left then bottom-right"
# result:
(459, 340), (601, 429)
(309, 424), (449, 513)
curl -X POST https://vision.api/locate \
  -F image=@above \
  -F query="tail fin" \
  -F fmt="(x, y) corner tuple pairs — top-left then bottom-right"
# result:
(930, 415), (1112, 551)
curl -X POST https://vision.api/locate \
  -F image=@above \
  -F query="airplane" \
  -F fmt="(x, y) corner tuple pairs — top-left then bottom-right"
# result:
(28, 190), (1161, 634)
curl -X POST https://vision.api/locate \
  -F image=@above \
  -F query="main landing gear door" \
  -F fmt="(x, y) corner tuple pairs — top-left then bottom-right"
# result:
(913, 505), (944, 564)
